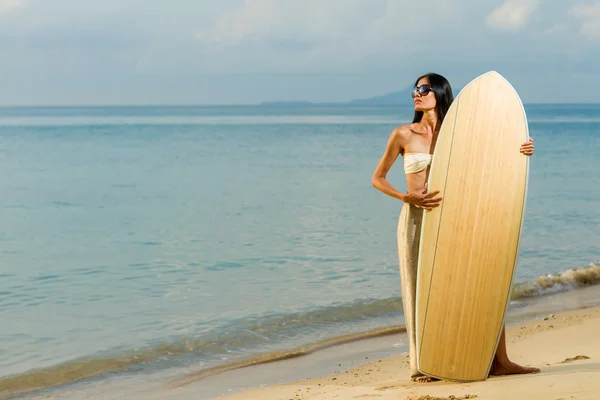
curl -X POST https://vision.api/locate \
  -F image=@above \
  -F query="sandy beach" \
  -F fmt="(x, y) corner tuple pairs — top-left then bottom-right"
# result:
(216, 306), (600, 400)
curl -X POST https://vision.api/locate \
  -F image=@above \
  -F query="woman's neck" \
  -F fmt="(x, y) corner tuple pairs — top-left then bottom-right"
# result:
(419, 110), (439, 134)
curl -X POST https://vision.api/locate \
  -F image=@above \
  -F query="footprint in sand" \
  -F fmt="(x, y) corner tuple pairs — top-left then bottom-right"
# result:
(559, 355), (590, 364)
(374, 385), (397, 391)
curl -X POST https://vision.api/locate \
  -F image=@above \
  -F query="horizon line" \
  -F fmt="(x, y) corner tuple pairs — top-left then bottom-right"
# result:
(0, 101), (599, 108)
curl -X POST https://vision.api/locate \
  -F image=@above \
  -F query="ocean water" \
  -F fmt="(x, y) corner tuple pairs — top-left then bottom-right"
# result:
(0, 104), (599, 397)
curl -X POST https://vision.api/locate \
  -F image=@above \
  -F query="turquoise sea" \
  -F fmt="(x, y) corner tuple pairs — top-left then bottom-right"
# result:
(0, 104), (599, 398)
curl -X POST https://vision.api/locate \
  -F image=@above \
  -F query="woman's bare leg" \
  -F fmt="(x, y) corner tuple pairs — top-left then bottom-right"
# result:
(489, 326), (540, 376)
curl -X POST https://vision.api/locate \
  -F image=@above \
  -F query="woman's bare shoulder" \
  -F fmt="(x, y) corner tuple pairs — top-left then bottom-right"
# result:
(392, 124), (418, 141)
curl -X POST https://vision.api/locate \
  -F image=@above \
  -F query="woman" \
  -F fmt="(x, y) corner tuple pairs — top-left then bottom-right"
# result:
(371, 73), (539, 383)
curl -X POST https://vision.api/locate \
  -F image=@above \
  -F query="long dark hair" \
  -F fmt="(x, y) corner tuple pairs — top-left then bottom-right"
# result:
(412, 73), (454, 125)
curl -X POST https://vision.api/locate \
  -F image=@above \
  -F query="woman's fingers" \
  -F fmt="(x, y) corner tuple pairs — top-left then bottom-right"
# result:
(422, 199), (442, 208)
(414, 189), (443, 210)
(520, 140), (534, 154)
(423, 195), (443, 203)
(521, 145), (534, 155)
(424, 190), (441, 198)
(521, 147), (533, 156)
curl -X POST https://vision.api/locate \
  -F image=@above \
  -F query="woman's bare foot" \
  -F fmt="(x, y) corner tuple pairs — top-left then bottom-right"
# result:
(489, 360), (540, 376)
(412, 375), (440, 383)
(490, 327), (541, 377)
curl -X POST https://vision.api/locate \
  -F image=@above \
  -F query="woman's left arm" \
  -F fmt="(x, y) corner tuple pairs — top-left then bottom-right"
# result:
(520, 137), (534, 156)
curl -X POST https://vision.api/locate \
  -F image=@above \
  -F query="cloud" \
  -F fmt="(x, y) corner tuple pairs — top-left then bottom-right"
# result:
(486, 0), (539, 31)
(196, 0), (383, 48)
(196, 0), (468, 49)
(195, 0), (469, 73)
(0, 0), (22, 14)
(543, 23), (568, 36)
(570, 2), (600, 40)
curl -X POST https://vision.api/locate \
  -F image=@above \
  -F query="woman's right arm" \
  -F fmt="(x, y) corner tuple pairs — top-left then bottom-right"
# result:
(371, 128), (442, 210)
(371, 128), (408, 202)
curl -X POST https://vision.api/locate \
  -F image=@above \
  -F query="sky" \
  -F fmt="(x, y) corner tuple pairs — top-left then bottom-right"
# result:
(0, 0), (599, 105)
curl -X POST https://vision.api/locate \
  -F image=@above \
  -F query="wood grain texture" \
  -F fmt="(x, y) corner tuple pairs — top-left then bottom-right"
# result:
(415, 71), (529, 382)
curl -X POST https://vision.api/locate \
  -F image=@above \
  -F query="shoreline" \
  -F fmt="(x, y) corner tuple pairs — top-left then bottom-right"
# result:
(6, 263), (599, 399)
(16, 281), (600, 400)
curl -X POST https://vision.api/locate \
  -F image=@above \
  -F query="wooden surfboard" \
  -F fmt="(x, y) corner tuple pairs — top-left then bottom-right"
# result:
(415, 71), (529, 382)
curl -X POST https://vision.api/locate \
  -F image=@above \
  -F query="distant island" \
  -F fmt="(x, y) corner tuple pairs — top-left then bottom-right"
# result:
(346, 88), (414, 105)
(260, 88), (415, 106)
(258, 100), (317, 106)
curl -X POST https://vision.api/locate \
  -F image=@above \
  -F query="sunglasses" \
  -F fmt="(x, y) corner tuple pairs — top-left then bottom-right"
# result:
(412, 84), (434, 98)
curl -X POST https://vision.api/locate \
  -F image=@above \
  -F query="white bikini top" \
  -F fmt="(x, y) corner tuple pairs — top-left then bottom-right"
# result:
(404, 152), (432, 174)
